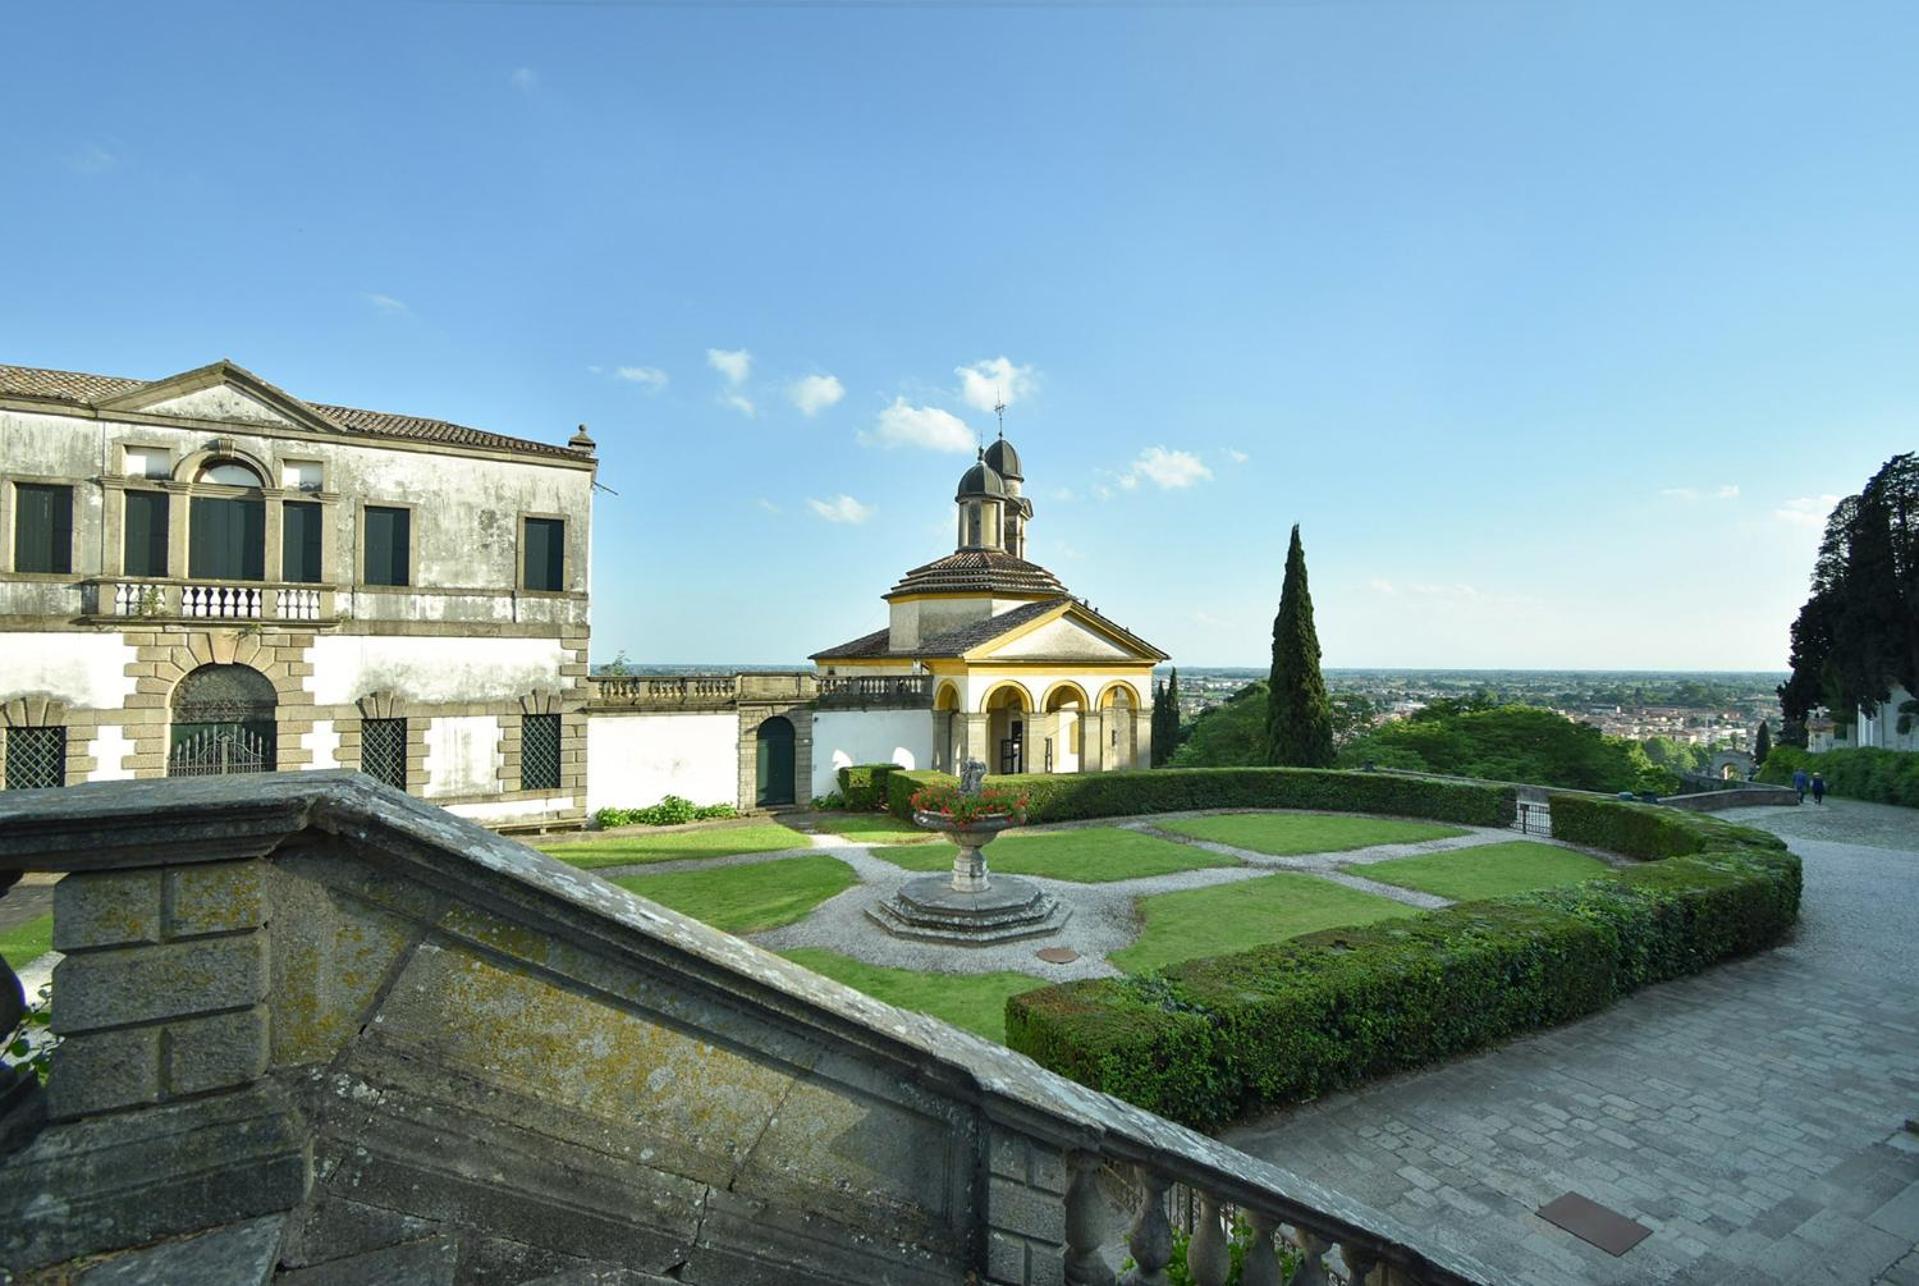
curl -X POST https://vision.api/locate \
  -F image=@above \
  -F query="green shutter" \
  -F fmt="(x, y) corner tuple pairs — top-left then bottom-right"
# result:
(189, 497), (265, 581)
(13, 484), (72, 574)
(364, 507), (409, 586)
(124, 491), (169, 577)
(524, 517), (564, 591)
(282, 502), (322, 583)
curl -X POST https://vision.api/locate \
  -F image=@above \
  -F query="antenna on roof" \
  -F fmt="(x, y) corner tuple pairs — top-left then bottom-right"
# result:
(994, 388), (1007, 440)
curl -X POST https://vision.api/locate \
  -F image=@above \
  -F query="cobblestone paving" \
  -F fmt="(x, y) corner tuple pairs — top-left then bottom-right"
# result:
(1224, 801), (1919, 1286)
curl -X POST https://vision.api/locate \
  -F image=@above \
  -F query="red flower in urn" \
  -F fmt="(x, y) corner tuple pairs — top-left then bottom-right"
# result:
(908, 783), (1028, 828)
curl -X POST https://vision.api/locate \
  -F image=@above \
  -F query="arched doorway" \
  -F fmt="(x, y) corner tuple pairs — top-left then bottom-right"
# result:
(1100, 684), (1138, 772)
(1042, 683), (1089, 774)
(983, 683), (1031, 775)
(169, 663), (278, 776)
(756, 716), (796, 807)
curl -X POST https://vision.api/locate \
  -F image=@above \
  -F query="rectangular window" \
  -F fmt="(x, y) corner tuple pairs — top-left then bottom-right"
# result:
(522, 714), (562, 791)
(523, 517), (565, 592)
(4, 726), (66, 790)
(188, 496), (266, 581)
(361, 718), (408, 792)
(123, 490), (170, 577)
(13, 483), (73, 574)
(363, 506), (410, 587)
(282, 501), (323, 583)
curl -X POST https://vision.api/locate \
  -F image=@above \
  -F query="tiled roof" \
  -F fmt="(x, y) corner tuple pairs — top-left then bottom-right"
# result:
(884, 550), (1069, 599)
(0, 362), (590, 462)
(810, 626), (894, 660)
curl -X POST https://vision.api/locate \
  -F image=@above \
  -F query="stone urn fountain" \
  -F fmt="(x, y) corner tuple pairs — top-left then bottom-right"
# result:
(867, 760), (1070, 945)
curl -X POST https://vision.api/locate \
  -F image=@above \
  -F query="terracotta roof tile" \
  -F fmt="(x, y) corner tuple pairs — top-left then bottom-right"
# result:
(884, 550), (1068, 599)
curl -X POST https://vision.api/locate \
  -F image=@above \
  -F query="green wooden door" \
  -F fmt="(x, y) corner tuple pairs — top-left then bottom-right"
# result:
(756, 717), (795, 807)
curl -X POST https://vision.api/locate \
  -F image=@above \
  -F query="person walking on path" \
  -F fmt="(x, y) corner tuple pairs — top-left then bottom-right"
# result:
(1793, 767), (1810, 802)
(1811, 772), (1827, 805)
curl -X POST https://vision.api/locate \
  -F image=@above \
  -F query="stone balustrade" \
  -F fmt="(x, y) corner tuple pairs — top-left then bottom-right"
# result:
(588, 670), (934, 711)
(0, 774), (1491, 1284)
(91, 577), (335, 624)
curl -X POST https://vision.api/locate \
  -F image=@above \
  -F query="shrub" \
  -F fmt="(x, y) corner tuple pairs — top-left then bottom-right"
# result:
(885, 766), (1514, 828)
(595, 796), (739, 828)
(1755, 745), (1919, 808)
(1006, 798), (1797, 1130)
(837, 763), (899, 812)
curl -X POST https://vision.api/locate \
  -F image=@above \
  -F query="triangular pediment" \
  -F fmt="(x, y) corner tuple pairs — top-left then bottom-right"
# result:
(965, 602), (1165, 663)
(95, 360), (347, 434)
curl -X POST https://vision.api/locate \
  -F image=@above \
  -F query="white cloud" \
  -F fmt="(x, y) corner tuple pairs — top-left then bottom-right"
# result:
(956, 356), (1037, 413)
(1660, 483), (1740, 502)
(807, 494), (873, 524)
(706, 347), (751, 386)
(1122, 446), (1213, 491)
(788, 373), (844, 417)
(69, 143), (116, 175)
(1225, 448), (1250, 464)
(510, 67), (538, 92)
(1775, 494), (1841, 529)
(1368, 578), (1396, 594)
(1717, 484), (1741, 499)
(1051, 487), (1078, 502)
(722, 391), (756, 417)
(858, 398), (976, 453)
(614, 365), (668, 392)
(363, 292), (409, 314)
(756, 498), (780, 514)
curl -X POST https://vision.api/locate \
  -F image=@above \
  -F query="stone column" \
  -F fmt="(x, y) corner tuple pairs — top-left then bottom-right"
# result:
(1080, 712), (1104, 774)
(1133, 709), (1154, 771)
(1032, 712), (1061, 774)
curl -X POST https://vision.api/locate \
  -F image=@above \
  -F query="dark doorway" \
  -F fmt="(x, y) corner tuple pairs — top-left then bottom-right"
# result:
(756, 716), (796, 807)
(168, 663), (278, 777)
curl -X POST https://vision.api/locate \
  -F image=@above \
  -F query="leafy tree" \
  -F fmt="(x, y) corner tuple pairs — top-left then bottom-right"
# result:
(1340, 705), (1657, 793)
(1265, 526), (1335, 767)
(1172, 681), (1268, 767)
(1329, 692), (1377, 745)
(1753, 720), (1772, 766)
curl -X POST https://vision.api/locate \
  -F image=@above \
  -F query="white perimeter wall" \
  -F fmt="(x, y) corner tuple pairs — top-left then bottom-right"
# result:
(811, 709), (936, 799)
(310, 635), (570, 707)
(587, 712), (738, 813)
(425, 715), (502, 798)
(0, 633), (140, 709)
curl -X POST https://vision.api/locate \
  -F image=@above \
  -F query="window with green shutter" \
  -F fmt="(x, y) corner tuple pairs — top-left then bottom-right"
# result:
(524, 517), (565, 591)
(123, 490), (170, 577)
(188, 497), (266, 581)
(13, 483), (73, 574)
(282, 501), (323, 583)
(363, 506), (410, 587)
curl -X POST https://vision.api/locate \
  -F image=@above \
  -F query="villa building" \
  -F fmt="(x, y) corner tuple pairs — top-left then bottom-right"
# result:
(0, 359), (596, 829)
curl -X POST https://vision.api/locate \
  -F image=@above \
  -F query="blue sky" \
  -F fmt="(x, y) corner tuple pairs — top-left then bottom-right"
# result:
(5, 1), (1915, 669)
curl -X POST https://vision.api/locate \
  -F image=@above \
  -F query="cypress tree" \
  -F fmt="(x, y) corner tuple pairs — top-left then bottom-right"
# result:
(1266, 524), (1336, 767)
(1754, 720), (1772, 766)
(1165, 667), (1181, 762)
(1151, 679), (1169, 766)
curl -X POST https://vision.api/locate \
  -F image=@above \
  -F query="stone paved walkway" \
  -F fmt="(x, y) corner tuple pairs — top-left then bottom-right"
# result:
(1224, 801), (1919, 1286)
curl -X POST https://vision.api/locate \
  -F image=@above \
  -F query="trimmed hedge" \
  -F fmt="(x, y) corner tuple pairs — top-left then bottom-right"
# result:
(1006, 799), (1798, 1130)
(1755, 745), (1919, 808)
(884, 766), (1516, 829)
(837, 763), (899, 812)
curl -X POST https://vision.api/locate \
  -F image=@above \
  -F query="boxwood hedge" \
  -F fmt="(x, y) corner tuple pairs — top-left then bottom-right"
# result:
(1755, 745), (1919, 808)
(1005, 796), (1799, 1130)
(885, 766), (1516, 829)
(837, 763), (899, 812)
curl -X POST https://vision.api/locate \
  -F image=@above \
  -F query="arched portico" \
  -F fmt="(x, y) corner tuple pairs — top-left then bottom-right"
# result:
(980, 682), (1032, 775)
(1098, 682), (1141, 772)
(1039, 682), (1089, 774)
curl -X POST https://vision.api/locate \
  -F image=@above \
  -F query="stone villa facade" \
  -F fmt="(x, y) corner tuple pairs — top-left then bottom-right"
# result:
(0, 359), (596, 829)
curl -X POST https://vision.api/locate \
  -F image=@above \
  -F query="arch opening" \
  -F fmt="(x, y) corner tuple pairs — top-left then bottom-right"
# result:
(168, 663), (278, 776)
(756, 716), (797, 807)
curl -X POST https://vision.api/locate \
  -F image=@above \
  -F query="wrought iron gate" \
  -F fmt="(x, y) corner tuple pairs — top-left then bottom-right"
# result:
(168, 724), (274, 777)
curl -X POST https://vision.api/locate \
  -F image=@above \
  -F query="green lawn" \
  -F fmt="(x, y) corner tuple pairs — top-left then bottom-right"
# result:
(870, 827), (1240, 883)
(799, 812), (943, 843)
(612, 854), (858, 934)
(1362, 841), (1610, 900)
(780, 948), (1043, 1043)
(1156, 812), (1468, 856)
(541, 823), (806, 870)
(1112, 872), (1420, 974)
(0, 913), (54, 970)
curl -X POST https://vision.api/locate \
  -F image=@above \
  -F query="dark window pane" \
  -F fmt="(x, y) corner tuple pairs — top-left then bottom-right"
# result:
(522, 715), (561, 791)
(364, 507), (410, 586)
(189, 497), (265, 581)
(124, 491), (169, 577)
(524, 517), (564, 591)
(5, 726), (66, 790)
(14, 483), (73, 574)
(282, 501), (323, 583)
(361, 718), (408, 791)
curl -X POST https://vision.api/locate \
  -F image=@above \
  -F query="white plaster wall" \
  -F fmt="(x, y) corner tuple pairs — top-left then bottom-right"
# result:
(311, 636), (570, 706)
(448, 795), (574, 823)
(811, 709), (936, 799)
(1858, 685), (1918, 751)
(586, 712), (737, 813)
(992, 616), (1130, 660)
(424, 715), (501, 798)
(0, 633), (139, 708)
(303, 718), (340, 770)
(86, 724), (137, 782)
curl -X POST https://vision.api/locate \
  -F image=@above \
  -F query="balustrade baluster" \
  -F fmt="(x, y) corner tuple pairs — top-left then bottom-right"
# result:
(1124, 1166), (1173, 1286)
(1063, 1152), (1113, 1286)
(1292, 1230), (1331, 1286)
(1338, 1241), (1380, 1286)
(1241, 1212), (1283, 1286)
(1185, 1195), (1230, 1286)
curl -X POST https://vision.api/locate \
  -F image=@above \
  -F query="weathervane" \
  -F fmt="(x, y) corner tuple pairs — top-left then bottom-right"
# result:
(994, 387), (1007, 439)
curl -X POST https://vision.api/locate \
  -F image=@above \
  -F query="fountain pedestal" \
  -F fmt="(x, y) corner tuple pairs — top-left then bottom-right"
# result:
(865, 810), (1070, 946)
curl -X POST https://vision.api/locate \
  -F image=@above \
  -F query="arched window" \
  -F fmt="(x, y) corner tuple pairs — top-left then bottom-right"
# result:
(196, 460), (264, 487)
(168, 664), (277, 776)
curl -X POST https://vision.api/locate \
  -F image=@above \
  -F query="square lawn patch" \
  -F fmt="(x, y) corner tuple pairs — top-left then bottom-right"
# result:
(780, 948), (1043, 1043)
(1362, 841), (1610, 901)
(0, 913), (53, 970)
(1111, 871), (1420, 974)
(1157, 812), (1467, 856)
(804, 812), (943, 843)
(541, 823), (805, 870)
(870, 827), (1240, 883)
(612, 854), (858, 935)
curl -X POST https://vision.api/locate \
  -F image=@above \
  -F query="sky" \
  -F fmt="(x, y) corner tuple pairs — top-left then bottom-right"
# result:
(4, 1), (1915, 670)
